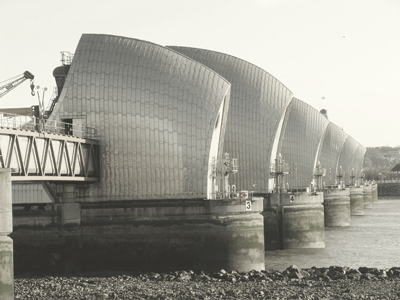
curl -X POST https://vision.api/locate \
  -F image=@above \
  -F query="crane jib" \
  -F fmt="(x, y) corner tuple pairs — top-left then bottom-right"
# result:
(23, 71), (35, 80)
(0, 71), (35, 98)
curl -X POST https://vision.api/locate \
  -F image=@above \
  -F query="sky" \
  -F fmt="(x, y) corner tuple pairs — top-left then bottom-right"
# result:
(1, 0), (399, 147)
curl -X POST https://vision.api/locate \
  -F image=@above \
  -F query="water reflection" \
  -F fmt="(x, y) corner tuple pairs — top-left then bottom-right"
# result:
(265, 199), (400, 271)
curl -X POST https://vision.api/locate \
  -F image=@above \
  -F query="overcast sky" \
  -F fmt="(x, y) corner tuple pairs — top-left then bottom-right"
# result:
(1, 0), (399, 147)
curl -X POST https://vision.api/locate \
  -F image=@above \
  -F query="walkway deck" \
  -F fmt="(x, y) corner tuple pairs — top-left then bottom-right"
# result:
(0, 113), (99, 182)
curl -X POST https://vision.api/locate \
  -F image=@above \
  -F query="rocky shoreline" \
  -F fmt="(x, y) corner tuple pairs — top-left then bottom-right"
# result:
(15, 265), (400, 299)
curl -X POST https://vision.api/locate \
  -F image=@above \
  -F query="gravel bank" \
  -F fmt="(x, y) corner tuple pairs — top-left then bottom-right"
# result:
(14, 266), (400, 299)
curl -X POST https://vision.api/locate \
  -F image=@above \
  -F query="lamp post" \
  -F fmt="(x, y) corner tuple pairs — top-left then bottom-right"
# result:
(36, 85), (47, 132)
(349, 168), (356, 186)
(336, 166), (345, 188)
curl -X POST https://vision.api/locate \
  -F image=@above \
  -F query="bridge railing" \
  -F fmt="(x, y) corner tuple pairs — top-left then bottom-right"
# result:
(0, 112), (97, 139)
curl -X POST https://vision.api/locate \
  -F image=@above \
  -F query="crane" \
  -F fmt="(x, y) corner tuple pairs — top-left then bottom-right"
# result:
(0, 71), (35, 98)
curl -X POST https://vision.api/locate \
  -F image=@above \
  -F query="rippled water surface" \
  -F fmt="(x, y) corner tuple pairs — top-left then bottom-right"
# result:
(264, 198), (400, 271)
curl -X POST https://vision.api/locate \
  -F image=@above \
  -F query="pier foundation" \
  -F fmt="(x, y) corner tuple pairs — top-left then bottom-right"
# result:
(372, 184), (378, 203)
(363, 185), (373, 209)
(12, 197), (265, 274)
(263, 192), (325, 250)
(350, 187), (365, 215)
(323, 188), (351, 227)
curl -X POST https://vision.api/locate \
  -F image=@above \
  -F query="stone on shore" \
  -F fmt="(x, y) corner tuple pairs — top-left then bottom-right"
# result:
(14, 265), (400, 299)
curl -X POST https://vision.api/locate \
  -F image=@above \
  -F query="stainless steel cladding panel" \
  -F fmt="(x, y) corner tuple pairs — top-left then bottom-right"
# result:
(167, 47), (293, 193)
(317, 123), (348, 186)
(49, 34), (231, 200)
(352, 144), (367, 181)
(338, 136), (360, 185)
(278, 98), (329, 190)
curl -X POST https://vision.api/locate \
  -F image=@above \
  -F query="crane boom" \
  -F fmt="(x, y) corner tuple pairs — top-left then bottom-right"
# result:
(0, 71), (35, 98)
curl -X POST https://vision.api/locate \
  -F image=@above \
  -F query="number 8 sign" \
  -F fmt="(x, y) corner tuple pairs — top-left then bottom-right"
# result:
(245, 200), (252, 211)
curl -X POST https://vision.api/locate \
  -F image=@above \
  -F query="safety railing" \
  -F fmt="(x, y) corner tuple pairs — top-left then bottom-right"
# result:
(61, 51), (74, 65)
(0, 112), (97, 140)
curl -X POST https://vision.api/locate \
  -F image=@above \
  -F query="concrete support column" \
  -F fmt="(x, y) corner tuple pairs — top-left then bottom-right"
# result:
(264, 192), (325, 250)
(363, 185), (373, 209)
(0, 169), (13, 300)
(323, 188), (351, 227)
(58, 203), (81, 275)
(350, 187), (364, 215)
(263, 199), (282, 251)
(61, 184), (76, 203)
(198, 199), (265, 272)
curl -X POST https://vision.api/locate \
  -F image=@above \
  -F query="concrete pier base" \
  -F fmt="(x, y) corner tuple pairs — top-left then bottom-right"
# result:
(363, 185), (373, 209)
(83, 199), (265, 273)
(263, 192), (325, 250)
(0, 236), (13, 300)
(263, 203), (282, 251)
(58, 203), (81, 275)
(350, 187), (365, 215)
(372, 184), (378, 202)
(12, 198), (265, 273)
(323, 188), (351, 227)
(0, 169), (13, 300)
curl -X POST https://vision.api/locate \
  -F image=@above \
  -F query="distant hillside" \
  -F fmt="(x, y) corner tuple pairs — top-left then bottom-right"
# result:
(363, 147), (400, 180)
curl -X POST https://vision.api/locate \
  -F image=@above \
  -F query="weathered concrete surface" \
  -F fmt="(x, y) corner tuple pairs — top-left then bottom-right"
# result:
(323, 188), (351, 227)
(350, 187), (364, 216)
(11, 203), (90, 274)
(0, 236), (13, 300)
(0, 169), (12, 236)
(263, 204), (282, 251)
(80, 199), (265, 273)
(372, 184), (378, 202)
(11, 198), (265, 274)
(363, 185), (373, 209)
(263, 193), (325, 250)
(282, 203), (325, 249)
(0, 169), (13, 300)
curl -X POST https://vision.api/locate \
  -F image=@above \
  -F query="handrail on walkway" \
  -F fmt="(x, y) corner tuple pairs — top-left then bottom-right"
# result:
(0, 112), (97, 140)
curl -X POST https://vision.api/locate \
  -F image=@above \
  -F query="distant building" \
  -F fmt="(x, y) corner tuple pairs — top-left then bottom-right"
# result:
(383, 150), (400, 162)
(391, 164), (400, 173)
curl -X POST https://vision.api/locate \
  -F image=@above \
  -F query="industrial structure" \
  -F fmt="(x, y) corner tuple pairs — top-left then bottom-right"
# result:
(0, 34), (371, 289)
(0, 71), (35, 99)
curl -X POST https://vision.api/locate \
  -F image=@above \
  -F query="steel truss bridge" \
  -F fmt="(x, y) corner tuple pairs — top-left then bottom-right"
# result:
(0, 113), (99, 182)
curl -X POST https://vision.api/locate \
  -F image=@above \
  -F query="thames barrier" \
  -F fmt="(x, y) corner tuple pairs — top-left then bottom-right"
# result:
(0, 35), (377, 296)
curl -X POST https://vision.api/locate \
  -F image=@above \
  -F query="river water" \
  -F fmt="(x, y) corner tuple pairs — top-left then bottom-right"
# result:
(264, 198), (400, 271)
